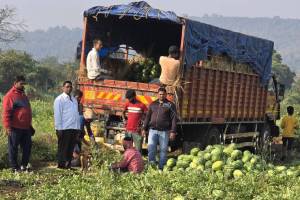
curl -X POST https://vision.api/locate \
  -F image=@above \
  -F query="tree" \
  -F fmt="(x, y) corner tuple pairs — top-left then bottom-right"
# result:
(0, 6), (25, 42)
(272, 50), (295, 89)
(0, 50), (36, 93)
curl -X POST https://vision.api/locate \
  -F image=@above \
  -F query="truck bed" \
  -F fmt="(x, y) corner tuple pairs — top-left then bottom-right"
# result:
(180, 66), (268, 123)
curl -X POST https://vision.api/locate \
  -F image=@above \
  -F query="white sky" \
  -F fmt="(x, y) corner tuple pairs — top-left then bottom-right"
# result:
(1, 0), (299, 30)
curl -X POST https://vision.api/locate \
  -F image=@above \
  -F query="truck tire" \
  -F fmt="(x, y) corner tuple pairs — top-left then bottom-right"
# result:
(205, 127), (221, 146)
(258, 123), (272, 155)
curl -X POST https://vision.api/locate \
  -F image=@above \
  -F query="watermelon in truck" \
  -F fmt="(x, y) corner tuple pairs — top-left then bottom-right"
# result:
(77, 1), (284, 152)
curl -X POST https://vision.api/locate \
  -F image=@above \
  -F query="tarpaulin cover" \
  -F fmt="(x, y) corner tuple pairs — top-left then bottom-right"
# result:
(184, 20), (274, 85)
(84, 1), (180, 24)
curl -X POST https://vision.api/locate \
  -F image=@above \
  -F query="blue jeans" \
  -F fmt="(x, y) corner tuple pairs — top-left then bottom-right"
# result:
(148, 129), (169, 169)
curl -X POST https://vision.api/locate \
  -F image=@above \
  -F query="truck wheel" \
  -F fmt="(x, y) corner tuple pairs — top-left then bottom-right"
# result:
(205, 127), (221, 146)
(258, 123), (271, 155)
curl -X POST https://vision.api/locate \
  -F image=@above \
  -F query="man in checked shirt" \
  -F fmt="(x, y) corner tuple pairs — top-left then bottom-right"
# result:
(110, 137), (144, 174)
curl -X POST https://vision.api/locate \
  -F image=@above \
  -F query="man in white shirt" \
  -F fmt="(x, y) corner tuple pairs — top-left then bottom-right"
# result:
(54, 81), (80, 169)
(86, 39), (109, 80)
(159, 46), (180, 86)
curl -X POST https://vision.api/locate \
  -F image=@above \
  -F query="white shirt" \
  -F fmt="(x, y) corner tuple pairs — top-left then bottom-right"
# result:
(54, 93), (80, 130)
(86, 48), (108, 79)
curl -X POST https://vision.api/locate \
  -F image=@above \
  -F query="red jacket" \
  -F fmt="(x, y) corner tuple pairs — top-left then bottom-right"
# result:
(2, 86), (32, 130)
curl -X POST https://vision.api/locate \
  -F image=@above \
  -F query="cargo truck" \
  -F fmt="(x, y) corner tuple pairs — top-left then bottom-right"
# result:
(77, 1), (284, 152)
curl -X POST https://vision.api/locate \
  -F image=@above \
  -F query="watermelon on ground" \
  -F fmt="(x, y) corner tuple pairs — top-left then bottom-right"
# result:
(212, 161), (224, 171)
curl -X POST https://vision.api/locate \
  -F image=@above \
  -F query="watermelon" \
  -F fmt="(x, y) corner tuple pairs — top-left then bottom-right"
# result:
(231, 150), (243, 160)
(197, 151), (205, 158)
(232, 160), (243, 169)
(189, 162), (198, 169)
(211, 154), (221, 162)
(176, 161), (189, 169)
(205, 145), (213, 152)
(166, 158), (176, 168)
(205, 160), (213, 169)
(223, 147), (233, 156)
(197, 165), (205, 172)
(228, 143), (237, 150)
(242, 154), (252, 163)
(190, 147), (200, 156)
(204, 152), (212, 161)
(212, 161), (224, 171)
(211, 149), (222, 156)
(243, 150), (252, 156)
(173, 195), (185, 200)
(233, 169), (244, 179)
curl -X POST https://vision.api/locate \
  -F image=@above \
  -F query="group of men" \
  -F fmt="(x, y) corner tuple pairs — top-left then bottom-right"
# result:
(2, 40), (299, 173)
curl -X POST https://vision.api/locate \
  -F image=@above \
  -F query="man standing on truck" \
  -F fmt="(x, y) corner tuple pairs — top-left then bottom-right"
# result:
(54, 81), (81, 169)
(2, 76), (34, 172)
(142, 87), (177, 169)
(280, 106), (299, 162)
(86, 39), (110, 80)
(122, 89), (147, 153)
(159, 46), (180, 86)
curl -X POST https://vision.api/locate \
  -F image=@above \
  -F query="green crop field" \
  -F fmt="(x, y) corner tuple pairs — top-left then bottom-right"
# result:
(1, 100), (300, 200)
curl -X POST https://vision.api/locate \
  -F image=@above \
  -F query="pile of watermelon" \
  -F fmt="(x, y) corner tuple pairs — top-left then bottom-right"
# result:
(164, 144), (300, 179)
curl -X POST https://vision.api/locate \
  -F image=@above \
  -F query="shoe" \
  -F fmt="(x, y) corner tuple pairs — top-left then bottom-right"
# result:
(11, 168), (20, 173)
(20, 165), (31, 173)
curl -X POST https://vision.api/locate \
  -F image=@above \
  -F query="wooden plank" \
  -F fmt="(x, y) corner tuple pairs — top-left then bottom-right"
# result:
(203, 69), (210, 118)
(211, 70), (217, 117)
(247, 76), (254, 120)
(236, 74), (243, 119)
(223, 72), (229, 118)
(187, 68), (195, 120)
(217, 71), (224, 117)
(241, 75), (249, 120)
(253, 82), (259, 119)
(229, 73), (236, 120)
(194, 67), (201, 119)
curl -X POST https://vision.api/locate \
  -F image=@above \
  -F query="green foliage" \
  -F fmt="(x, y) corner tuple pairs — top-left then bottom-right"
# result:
(272, 50), (296, 89)
(0, 50), (77, 98)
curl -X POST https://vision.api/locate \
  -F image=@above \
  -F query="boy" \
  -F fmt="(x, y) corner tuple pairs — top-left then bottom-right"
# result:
(280, 106), (299, 161)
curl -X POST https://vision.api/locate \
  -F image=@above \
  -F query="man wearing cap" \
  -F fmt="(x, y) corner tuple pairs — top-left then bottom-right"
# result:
(159, 45), (180, 86)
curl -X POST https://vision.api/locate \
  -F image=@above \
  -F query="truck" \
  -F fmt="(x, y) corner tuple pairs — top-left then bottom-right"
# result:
(77, 1), (284, 152)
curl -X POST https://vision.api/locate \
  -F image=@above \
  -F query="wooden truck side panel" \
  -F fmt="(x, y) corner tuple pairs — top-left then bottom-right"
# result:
(179, 66), (268, 123)
(78, 79), (160, 116)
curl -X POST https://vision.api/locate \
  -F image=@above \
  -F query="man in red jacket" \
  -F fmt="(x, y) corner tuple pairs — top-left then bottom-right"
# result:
(2, 76), (33, 172)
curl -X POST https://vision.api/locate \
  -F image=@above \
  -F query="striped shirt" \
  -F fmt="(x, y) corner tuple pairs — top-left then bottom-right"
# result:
(124, 100), (147, 132)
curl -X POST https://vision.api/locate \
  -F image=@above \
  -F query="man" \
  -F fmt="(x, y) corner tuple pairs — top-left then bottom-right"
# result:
(110, 137), (144, 174)
(142, 87), (177, 169)
(159, 45), (180, 86)
(280, 106), (299, 161)
(2, 76), (34, 172)
(54, 81), (80, 169)
(86, 39), (110, 80)
(122, 89), (147, 153)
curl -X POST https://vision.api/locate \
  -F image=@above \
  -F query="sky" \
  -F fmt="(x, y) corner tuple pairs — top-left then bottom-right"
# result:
(1, 0), (300, 30)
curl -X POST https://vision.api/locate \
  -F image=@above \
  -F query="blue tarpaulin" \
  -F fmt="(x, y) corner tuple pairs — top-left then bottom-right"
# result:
(184, 20), (274, 85)
(84, 1), (274, 84)
(84, 1), (180, 23)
